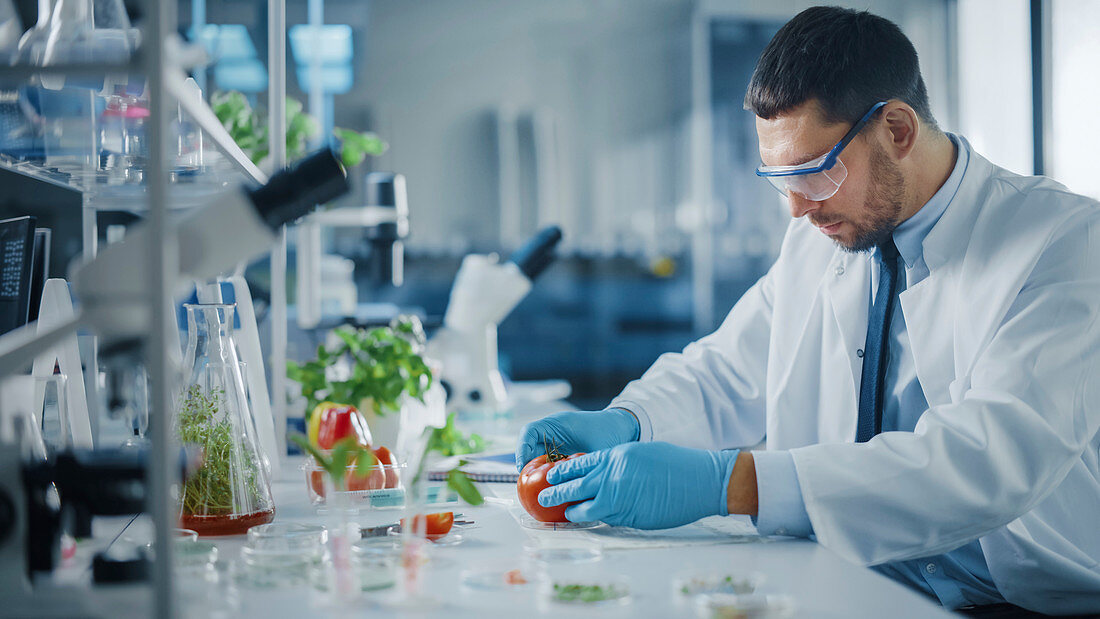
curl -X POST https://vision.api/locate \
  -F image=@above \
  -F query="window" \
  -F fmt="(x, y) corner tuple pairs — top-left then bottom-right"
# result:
(1048, 0), (1100, 199)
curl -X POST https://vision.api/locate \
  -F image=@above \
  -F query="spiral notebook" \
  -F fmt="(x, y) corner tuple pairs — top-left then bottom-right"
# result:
(427, 452), (519, 483)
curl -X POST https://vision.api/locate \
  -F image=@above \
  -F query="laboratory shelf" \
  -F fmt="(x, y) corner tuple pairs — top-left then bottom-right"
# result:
(0, 153), (252, 213)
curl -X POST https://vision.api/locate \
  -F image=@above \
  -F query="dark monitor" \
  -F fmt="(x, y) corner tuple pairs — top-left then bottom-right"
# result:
(27, 227), (51, 323)
(0, 215), (38, 335)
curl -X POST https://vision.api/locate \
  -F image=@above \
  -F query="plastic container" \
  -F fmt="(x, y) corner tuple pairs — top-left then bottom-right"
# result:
(176, 304), (275, 536)
(302, 457), (407, 509)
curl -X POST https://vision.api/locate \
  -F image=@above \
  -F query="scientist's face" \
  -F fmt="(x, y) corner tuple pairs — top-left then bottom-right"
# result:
(756, 100), (906, 252)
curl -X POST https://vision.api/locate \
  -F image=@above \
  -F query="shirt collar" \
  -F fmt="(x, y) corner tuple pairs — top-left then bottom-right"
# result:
(889, 133), (969, 268)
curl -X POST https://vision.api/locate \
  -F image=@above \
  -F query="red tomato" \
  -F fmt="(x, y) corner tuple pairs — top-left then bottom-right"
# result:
(372, 445), (399, 489)
(401, 511), (454, 541)
(517, 453), (584, 523)
(317, 405), (373, 450)
(347, 463), (385, 492)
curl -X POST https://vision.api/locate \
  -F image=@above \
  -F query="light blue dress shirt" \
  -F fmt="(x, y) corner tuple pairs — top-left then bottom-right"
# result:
(753, 134), (1005, 609)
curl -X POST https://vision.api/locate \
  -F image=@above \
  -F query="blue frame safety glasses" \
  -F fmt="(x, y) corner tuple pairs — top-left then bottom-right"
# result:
(755, 101), (888, 201)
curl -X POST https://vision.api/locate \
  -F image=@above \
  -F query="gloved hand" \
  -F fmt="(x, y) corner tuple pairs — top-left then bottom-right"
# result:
(515, 408), (640, 471)
(537, 442), (740, 530)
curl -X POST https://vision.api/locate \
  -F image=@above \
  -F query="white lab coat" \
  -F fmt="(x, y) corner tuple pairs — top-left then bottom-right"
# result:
(611, 147), (1100, 614)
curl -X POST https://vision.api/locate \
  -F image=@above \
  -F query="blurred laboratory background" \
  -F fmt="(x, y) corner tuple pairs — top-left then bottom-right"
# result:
(1, 0), (1097, 414)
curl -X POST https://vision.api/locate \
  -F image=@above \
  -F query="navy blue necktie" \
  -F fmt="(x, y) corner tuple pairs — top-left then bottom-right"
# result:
(856, 238), (900, 443)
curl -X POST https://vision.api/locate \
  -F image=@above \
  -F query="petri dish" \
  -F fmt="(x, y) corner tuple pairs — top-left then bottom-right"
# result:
(693, 593), (797, 619)
(675, 571), (765, 601)
(519, 514), (601, 531)
(460, 563), (541, 592)
(388, 529), (465, 547)
(540, 574), (631, 607)
(175, 528), (199, 542)
(522, 540), (603, 564)
(246, 522), (327, 555)
(349, 545), (398, 591)
(232, 545), (321, 589)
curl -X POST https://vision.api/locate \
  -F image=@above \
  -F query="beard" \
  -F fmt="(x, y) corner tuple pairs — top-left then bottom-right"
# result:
(824, 141), (906, 253)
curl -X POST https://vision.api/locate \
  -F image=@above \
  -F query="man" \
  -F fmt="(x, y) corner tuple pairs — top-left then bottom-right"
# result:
(515, 6), (1100, 616)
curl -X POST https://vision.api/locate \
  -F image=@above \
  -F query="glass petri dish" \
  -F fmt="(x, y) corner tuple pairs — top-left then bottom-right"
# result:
(349, 544), (398, 591)
(519, 514), (601, 531)
(522, 540), (603, 564)
(460, 563), (541, 592)
(693, 593), (797, 619)
(675, 571), (765, 601)
(233, 545), (320, 589)
(540, 574), (631, 607)
(175, 528), (199, 542)
(387, 529), (464, 547)
(246, 522), (327, 555)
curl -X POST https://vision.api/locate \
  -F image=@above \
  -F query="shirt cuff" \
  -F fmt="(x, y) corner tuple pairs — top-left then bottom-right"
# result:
(752, 450), (815, 538)
(607, 400), (654, 442)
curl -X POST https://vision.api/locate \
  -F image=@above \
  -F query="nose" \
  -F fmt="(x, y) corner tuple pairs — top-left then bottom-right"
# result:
(787, 192), (822, 219)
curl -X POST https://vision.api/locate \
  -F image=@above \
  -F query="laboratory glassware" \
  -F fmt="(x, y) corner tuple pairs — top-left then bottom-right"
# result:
(176, 303), (275, 536)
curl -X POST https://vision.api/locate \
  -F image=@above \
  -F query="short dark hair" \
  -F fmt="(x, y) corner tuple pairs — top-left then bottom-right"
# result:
(745, 6), (937, 129)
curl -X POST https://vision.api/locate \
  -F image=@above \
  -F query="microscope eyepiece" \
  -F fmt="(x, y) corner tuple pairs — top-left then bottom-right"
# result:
(248, 148), (351, 230)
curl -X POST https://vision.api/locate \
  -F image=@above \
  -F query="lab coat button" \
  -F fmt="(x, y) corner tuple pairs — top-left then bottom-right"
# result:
(925, 563), (938, 575)
(835, 265), (845, 276)
(856, 349), (864, 358)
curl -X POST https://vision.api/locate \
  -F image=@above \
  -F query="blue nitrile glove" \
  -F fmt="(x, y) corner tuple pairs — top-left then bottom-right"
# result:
(537, 442), (740, 530)
(515, 408), (640, 471)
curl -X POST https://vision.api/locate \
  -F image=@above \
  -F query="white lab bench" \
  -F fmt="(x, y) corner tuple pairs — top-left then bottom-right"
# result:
(210, 399), (954, 619)
(216, 460), (953, 618)
(42, 399), (954, 618)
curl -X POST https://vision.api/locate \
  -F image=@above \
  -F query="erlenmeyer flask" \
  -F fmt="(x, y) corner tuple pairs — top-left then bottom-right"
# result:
(177, 303), (275, 536)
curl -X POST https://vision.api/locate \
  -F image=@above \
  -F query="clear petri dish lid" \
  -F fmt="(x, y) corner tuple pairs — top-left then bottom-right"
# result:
(693, 593), (797, 619)
(518, 513), (601, 531)
(174, 540), (217, 567)
(522, 540), (603, 564)
(674, 571), (766, 600)
(540, 574), (631, 607)
(246, 522), (327, 551)
(460, 563), (543, 591)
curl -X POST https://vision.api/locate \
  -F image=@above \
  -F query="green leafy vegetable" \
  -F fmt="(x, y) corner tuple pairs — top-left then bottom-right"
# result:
(552, 583), (627, 603)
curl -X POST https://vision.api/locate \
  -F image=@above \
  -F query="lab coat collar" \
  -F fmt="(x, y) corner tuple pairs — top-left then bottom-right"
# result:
(822, 138), (996, 411)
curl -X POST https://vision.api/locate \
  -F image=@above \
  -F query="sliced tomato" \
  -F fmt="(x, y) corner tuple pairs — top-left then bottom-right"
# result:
(401, 511), (454, 541)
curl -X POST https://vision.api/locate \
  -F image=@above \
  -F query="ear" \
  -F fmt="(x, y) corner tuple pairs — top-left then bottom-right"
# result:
(878, 102), (920, 160)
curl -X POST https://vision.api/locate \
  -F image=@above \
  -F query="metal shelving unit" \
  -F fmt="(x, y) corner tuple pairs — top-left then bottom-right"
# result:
(0, 0), (289, 613)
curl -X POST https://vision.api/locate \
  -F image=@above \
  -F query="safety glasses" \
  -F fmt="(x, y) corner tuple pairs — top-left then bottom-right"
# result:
(756, 101), (887, 201)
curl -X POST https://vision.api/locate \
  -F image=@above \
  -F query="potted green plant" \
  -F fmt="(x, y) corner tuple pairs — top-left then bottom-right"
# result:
(211, 90), (387, 168)
(287, 317), (436, 451)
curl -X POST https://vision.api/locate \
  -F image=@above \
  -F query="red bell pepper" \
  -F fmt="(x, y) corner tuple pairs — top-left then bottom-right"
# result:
(316, 404), (373, 450)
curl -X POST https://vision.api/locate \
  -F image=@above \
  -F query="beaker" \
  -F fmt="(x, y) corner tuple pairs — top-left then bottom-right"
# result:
(177, 303), (275, 536)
